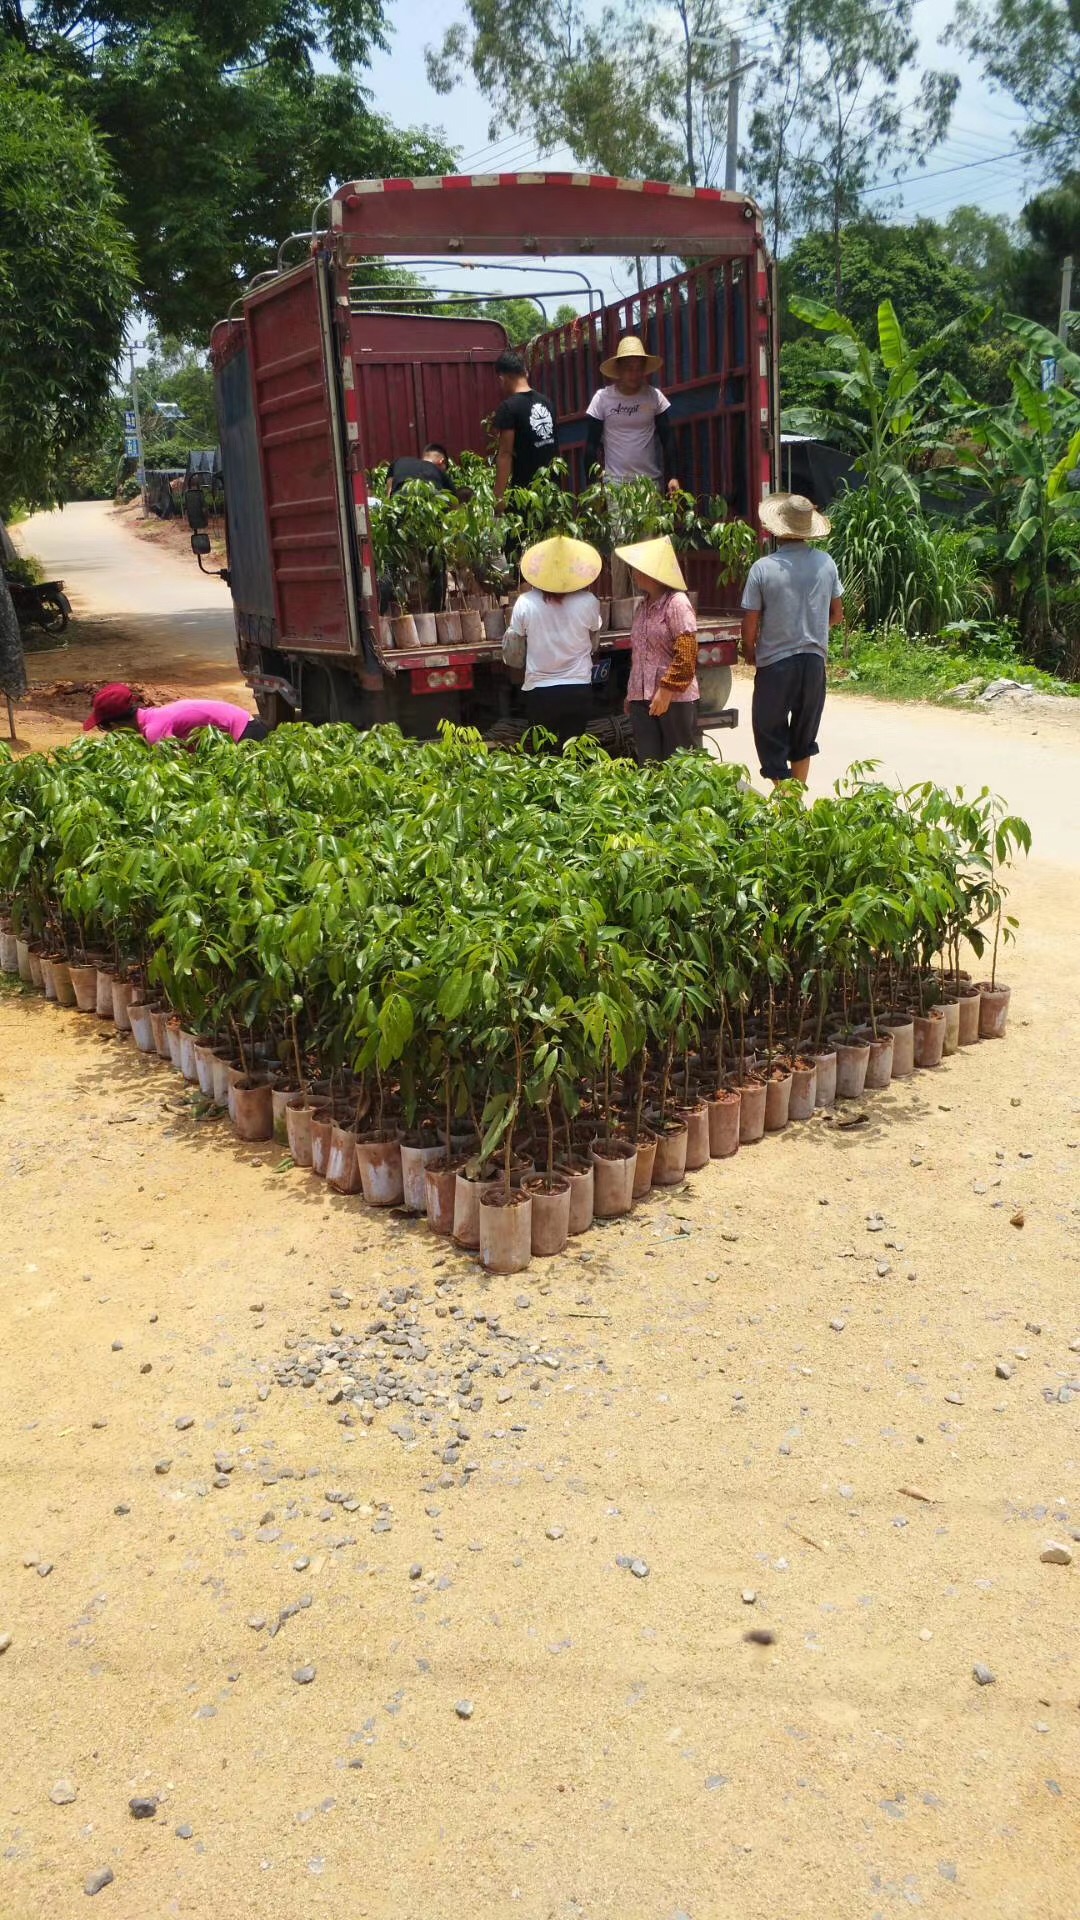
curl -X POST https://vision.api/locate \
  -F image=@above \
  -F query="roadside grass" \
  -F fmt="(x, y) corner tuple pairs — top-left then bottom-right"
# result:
(829, 627), (1080, 704)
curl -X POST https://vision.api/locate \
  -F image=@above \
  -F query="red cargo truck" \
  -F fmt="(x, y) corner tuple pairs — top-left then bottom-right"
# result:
(204, 172), (778, 738)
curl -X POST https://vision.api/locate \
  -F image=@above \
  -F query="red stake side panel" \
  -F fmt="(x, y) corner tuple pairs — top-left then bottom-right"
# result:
(348, 310), (506, 468)
(244, 258), (360, 654)
(329, 172), (763, 259)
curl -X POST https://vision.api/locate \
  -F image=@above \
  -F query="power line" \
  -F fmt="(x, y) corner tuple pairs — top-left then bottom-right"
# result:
(863, 145), (1025, 195)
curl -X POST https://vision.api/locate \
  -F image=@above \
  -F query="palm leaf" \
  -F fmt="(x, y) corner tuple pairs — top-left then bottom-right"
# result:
(877, 299), (909, 372)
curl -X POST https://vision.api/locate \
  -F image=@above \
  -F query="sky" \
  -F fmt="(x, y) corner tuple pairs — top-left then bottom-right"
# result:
(354, 0), (1041, 308)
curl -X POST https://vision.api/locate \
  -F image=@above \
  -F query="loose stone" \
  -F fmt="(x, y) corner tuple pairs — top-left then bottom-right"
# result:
(129, 1796), (158, 1819)
(174, 1415), (195, 1431)
(972, 1663), (995, 1685)
(84, 1867), (114, 1895)
(1040, 1542), (1073, 1566)
(50, 1781), (77, 1805)
(455, 1699), (474, 1719)
(293, 1665), (316, 1685)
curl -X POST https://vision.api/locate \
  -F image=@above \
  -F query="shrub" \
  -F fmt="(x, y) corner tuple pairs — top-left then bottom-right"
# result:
(829, 486), (990, 636)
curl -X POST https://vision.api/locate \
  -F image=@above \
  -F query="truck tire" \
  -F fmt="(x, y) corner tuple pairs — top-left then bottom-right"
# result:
(254, 688), (292, 729)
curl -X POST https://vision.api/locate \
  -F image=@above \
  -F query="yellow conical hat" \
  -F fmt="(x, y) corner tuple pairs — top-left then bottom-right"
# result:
(613, 535), (687, 593)
(521, 535), (603, 594)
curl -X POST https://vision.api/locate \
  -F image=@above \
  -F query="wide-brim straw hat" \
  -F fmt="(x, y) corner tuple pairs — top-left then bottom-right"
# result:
(613, 535), (687, 593)
(759, 491), (831, 539)
(520, 534), (603, 595)
(600, 334), (662, 380)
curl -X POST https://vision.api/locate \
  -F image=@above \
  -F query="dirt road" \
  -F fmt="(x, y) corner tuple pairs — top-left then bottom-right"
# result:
(2, 521), (1079, 1917)
(10, 500), (247, 751)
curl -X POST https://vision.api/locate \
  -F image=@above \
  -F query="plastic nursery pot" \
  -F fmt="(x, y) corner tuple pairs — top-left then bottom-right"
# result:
(652, 1121), (689, 1187)
(40, 957), (57, 1001)
(706, 1089), (741, 1157)
(413, 612), (438, 646)
(94, 967), (115, 1016)
(69, 963), (100, 1013)
(737, 1078), (767, 1144)
(269, 1084), (300, 1142)
(15, 938), (34, 984)
(355, 1131), (405, 1207)
(401, 1140), (445, 1213)
(881, 1015), (915, 1079)
(165, 1018), (183, 1070)
(50, 960), (77, 1007)
(310, 1109), (334, 1178)
(113, 978), (142, 1031)
(392, 613), (420, 650)
(913, 1008), (946, 1069)
(590, 1139), (637, 1218)
(522, 1174), (572, 1258)
(27, 949), (45, 992)
(610, 595), (636, 630)
(939, 999), (961, 1057)
(857, 1030), (894, 1091)
(787, 1060), (817, 1122)
(129, 1001), (158, 1054)
(231, 1075), (275, 1142)
(830, 1036), (870, 1099)
(561, 1158), (595, 1235)
(210, 1052), (236, 1109)
(479, 1187), (533, 1275)
(956, 986), (981, 1047)
(328, 1124), (364, 1194)
(192, 1041), (218, 1096)
(809, 1048), (836, 1110)
(453, 1165), (501, 1248)
(459, 608), (484, 645)
(435, 612), (461, 644)
(284, 1099), (317, 1168)
(676, 1101), (711, 1170)
(425, 1155), (465, 1235)
(631, 1127), (658, 1198)
(763, 1068), (793, 1133)
(150, 1008), (172, 1059)
(0, 930), (17, 973)
(977, 982), (1011, 1040)
(481, 608), (505, 641)
(176, 1028), (202, 1081)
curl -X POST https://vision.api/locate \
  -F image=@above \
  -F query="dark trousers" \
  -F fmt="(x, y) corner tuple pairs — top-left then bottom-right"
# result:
(751, 652), (826, 780)
(521, 683), (596, 746)
(629, 698), (699, 763)
(240, 718), (270, 740)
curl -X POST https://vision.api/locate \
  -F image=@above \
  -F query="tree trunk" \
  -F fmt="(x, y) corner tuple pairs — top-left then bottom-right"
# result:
(0, 574), (27, 703)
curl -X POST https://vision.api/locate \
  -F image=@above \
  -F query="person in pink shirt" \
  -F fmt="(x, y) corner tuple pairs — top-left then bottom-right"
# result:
(83, 683), (269, 743)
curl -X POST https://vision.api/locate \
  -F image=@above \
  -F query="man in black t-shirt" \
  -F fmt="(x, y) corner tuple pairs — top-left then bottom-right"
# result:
(387, 442), (458, 496)
(492, 351), (557, 500)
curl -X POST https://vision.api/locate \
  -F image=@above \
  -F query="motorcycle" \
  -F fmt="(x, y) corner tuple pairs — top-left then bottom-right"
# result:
(4, 574), (72, 636)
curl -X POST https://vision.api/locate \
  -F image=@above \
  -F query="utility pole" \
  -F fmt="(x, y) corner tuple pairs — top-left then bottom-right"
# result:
(128, 343), (147, 514)
(1058, 254), (1073, 343)
(725, 33), (740, 193)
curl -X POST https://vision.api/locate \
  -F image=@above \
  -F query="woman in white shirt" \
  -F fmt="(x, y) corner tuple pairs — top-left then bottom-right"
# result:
(585, 336), (679, 493)
(503, 535), (603, 746)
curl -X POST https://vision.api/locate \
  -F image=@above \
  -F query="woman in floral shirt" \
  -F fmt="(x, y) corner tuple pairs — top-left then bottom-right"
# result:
(614, 536), (699, 763)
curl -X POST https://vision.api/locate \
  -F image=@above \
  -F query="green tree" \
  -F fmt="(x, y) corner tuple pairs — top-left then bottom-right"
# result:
(950, 0), (1080, 176)
(938, 204), (1023, 292)
(1, 2), (455, 339)
(743, 0), (957, 288)
(0, 42), (134, 515)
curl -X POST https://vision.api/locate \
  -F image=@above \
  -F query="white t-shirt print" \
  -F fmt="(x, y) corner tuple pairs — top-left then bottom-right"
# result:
(529, 401), (555, 447)
(586, 383), (671, 481)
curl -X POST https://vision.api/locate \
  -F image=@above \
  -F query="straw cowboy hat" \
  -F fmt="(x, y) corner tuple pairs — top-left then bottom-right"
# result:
(758, 492), (831, 539)
(600, 334), (663, 380)
(520, 534), (603, 595)
(613, 535), (687, 593)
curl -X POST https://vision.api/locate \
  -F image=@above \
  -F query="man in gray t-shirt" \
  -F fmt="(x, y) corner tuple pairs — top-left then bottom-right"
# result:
(740, 494), (844, 786)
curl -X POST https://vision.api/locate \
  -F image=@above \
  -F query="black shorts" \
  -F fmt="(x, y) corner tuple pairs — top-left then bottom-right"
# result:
(520, 683), (596, 746)
(240, 718), (271, 741)
(751, 653), (826, 780)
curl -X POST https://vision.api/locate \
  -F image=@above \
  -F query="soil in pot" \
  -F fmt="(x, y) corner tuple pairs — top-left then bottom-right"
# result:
(479, 1187), (533, 1274)
(881, 1015), (915, 1078)
(328, 1124), (364, 1193)
(69, 963), (99, 1013)
(27, 949), (45, 992)
(676, 1102), (710, 1170)
(129, 1001), (158, 1054)
(356, 1132), (404, 1206)
(425, 1154), (465, 1235)
(590, 1139), (637, 1217)
(707, 1089), (741, 1157)
(788, 1060), (817, 1121)
(401, 1139), (445, 1212)
(831, 1035), (870, 1098)
(631, 1128), (658, 1198)
(652, 1120), (689, 1186)
(50, 960), (76, 1007)
(522, 1174), (571, 1257)
(231, 1076), (274, 1141)
(913, 1008), (946, 1068)
(737, 1078), (767, 1143)
(940, 998), (961, 1056)
(763, 1067), (792, 1133)
(977, 982), (1011, 1039)
(453, 1165), (500, 1248)
(957, 986), (981, 1047)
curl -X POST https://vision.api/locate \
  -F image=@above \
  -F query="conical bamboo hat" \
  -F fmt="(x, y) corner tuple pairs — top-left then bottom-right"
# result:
(521, 535), (603, 594)
(612, 535), (687, 593)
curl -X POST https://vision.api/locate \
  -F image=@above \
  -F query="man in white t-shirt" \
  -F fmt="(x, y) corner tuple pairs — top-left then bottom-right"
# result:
(585, 336), (679, 492)
(502, 535), (603, 746)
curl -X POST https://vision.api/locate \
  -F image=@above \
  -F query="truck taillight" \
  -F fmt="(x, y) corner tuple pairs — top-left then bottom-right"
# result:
(410, 665), (474, 693)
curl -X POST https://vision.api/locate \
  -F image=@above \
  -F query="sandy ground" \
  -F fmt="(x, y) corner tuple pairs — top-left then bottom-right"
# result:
(1, 510), (1079, 1918)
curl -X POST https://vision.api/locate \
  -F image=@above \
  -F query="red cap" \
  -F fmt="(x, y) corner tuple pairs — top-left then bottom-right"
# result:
(83, 683), (137, 731)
